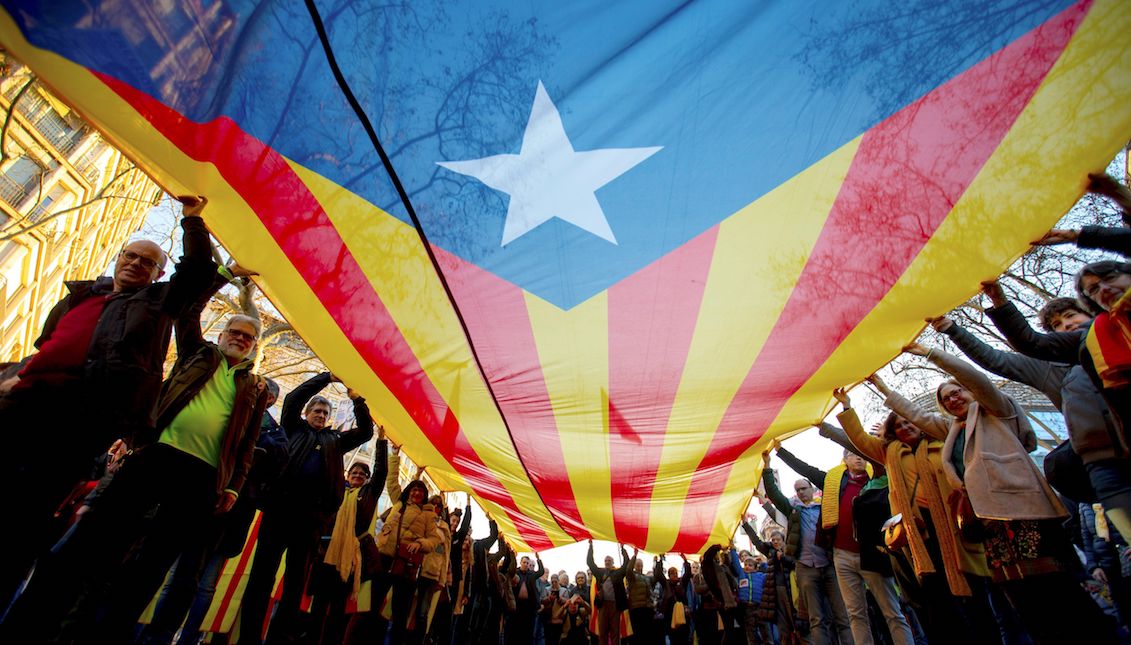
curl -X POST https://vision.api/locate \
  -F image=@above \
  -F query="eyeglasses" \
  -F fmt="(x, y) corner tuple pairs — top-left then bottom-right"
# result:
(119, 249), (160, 271)
(1083, 274), (1124, 301)
(224, 328), (258, 342)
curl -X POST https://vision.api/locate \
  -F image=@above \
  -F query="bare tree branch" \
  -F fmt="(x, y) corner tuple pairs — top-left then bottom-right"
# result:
(0, 75), (34, 162)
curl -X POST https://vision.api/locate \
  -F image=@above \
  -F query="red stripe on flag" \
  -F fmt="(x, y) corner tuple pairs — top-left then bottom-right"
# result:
(607, 227), (718, 546)
(93, 73), (555, 550)
(208, 511), (263, 633)
(435, 247), (591, 540)
(670, 0), (1089, 553)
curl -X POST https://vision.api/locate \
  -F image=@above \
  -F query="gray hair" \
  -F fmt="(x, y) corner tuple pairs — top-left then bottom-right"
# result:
(305, 395), (332, 415)
(224, 314), (262, 337)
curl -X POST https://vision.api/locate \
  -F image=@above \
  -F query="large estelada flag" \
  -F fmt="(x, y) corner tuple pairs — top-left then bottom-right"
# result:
(2, 0), (1128, 552)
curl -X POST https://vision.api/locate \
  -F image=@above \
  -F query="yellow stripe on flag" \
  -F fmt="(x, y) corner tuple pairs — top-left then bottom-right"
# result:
(645, 137), (861, 552)
(525, 291), (616, 541)
(287, 161), (572, 547)
(713, 0), (1131, 544)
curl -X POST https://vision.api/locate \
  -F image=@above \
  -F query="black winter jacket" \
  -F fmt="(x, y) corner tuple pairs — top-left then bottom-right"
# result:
(270, 372), (375, 515)
(32, 216), (216, 439)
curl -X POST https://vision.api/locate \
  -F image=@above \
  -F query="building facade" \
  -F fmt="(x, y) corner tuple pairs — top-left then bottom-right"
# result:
(0, 55), (162, 363)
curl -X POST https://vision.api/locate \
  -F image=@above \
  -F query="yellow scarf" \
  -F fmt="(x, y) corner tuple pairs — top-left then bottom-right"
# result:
(820, 463), (873, 529)
(885, 440), (971, 596)
(325, 487), (362, 594)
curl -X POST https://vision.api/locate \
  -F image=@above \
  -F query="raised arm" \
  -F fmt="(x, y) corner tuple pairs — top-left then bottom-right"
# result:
(586, 540), (599, 577)
(1087, 172), (1131, 223)
(534, 556), (545, 579)
(617, 546), (630, 576)
(728, 547), (743, 577)
(161, 201), (220, 317)
(916, 346), (1013, 418)
(370, 436), (389, 494)
(1078, 225), (1131, 257)
(983, 284), (1082, 364)
(476, 519), (499, 550)
(385, 445), (402, 502)
(761, 454), (794, 516)
(337, 391), (375, 451)
(174, 269), (228, 357)
(774, 445), (826, 489)
(626, 549), (639, 583)
(935, 317), (1063, 408)
(281, 371), (331, 430)
(836, 407), (886, 464)
(816, 422), (872, 463)
(742, 521), (772, 558)
(455, 501), (473, 541)
(882, 388), (950, 442)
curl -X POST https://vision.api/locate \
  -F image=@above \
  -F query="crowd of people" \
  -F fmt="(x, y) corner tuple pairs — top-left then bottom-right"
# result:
(0, 168), (1127, 645)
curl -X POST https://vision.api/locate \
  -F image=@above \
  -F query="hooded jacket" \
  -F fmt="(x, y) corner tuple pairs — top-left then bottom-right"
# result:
(377, 475), (441, 558)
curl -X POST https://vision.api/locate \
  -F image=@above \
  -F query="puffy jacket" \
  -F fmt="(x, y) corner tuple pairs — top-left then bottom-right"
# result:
(625, 556), (654, 609)
(729, 549), (765, 605)
(421, 517), (452, 583)
(377, 480), (441, 557)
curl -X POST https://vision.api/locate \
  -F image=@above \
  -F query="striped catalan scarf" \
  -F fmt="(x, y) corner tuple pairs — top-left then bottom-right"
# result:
(1085, 291), (1131, 389)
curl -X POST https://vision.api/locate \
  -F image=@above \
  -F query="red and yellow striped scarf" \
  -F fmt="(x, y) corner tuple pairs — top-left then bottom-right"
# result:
(1085, 290), (1131, 389)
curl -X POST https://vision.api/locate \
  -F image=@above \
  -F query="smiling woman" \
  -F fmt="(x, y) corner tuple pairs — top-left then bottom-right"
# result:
(895, 346), (1119, 643)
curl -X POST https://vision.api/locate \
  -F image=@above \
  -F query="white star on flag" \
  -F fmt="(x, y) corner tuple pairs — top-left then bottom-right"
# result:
(438, 81), (661, 246)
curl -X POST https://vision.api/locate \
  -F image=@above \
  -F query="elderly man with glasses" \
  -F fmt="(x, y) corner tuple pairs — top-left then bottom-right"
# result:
(2, 261), (270, 644)
(763, 450), (854, 645)
(0, 196), (220, 609)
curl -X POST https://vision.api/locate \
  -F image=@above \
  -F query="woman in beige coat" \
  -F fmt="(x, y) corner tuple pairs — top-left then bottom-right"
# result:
(841, 379), (997, 644)
(900, 343), (1116, 644)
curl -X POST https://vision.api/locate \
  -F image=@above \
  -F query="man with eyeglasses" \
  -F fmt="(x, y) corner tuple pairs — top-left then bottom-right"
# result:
(1, 264), (270, 643)
(0, 195), (219, 608)
(763, 450), (853, 645)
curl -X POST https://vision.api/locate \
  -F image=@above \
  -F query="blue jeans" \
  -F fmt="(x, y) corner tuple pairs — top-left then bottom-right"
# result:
(795, 561), (852, 645)
(137, 550), (226, 645)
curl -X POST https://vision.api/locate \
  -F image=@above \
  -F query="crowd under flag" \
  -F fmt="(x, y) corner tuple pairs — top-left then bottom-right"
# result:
(1, 0), (1128, 553)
